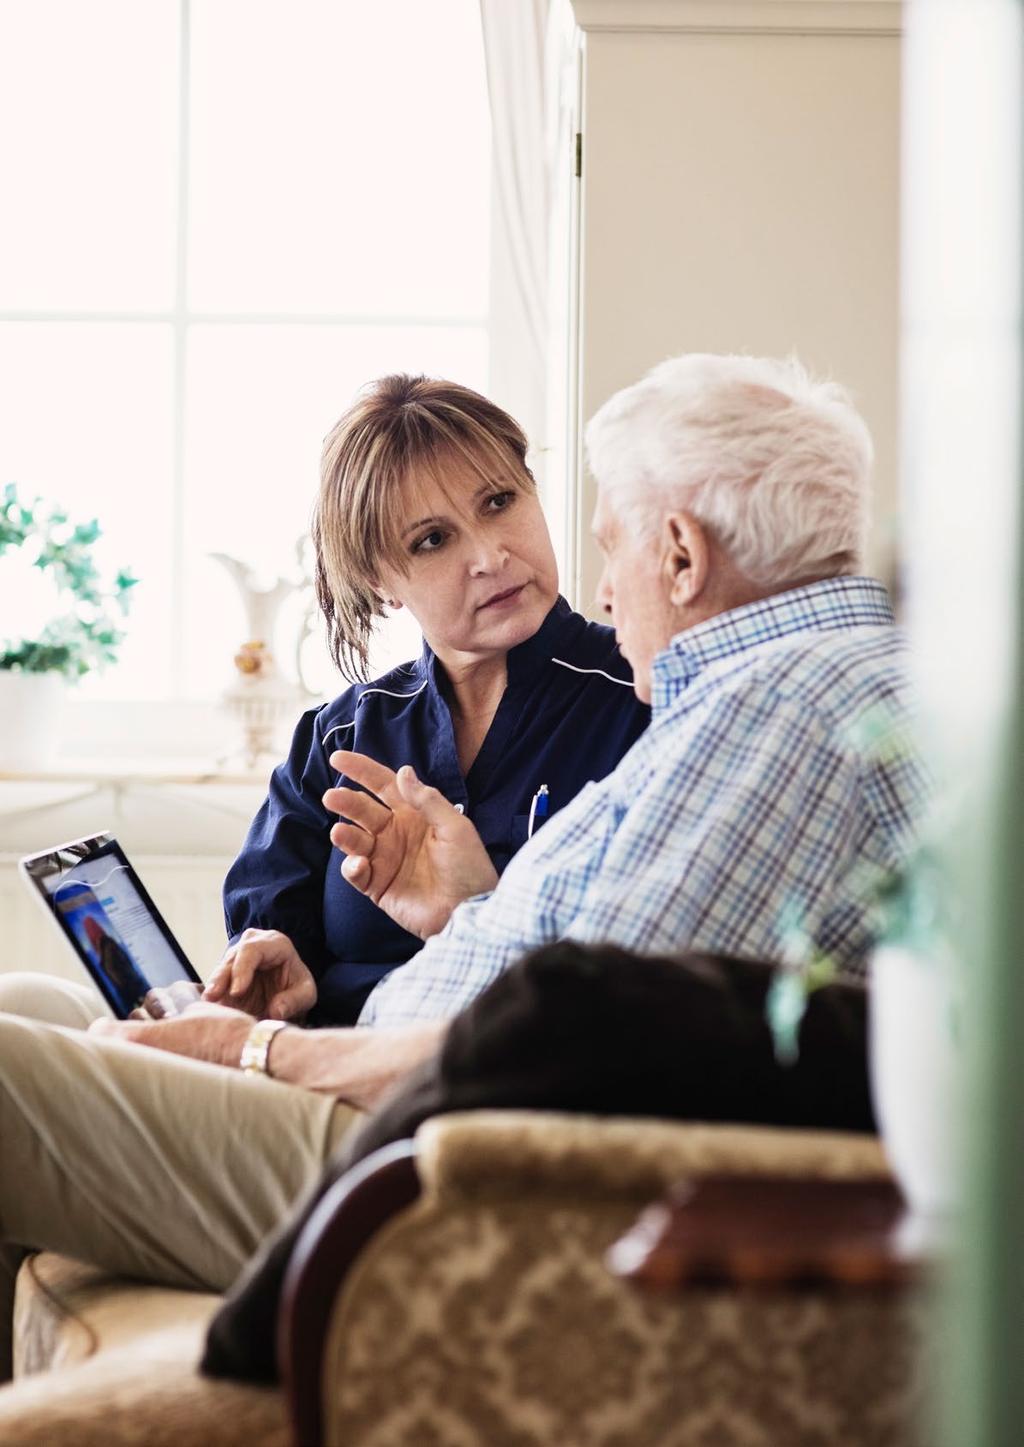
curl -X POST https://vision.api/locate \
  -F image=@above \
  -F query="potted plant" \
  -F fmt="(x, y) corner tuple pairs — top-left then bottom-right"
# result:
(0, 483), (137, 769)
(869, 839), (959, 1221)
(766, 715), (956, 1221)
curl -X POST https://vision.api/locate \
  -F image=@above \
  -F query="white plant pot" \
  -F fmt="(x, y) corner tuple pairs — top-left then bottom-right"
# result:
(870, 942), (959, 1220)
(0, 670), (67, 771)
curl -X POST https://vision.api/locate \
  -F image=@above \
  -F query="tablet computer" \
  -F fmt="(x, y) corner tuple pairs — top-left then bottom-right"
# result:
(20, 832), (204, 1020)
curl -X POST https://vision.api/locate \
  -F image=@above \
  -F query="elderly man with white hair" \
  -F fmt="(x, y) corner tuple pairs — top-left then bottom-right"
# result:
(0, 353), (925, 1385)
(326, 350), (923, 1023)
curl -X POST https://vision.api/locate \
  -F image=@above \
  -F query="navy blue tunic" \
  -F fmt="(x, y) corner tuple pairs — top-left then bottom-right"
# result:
(222, 597), (650, 1023)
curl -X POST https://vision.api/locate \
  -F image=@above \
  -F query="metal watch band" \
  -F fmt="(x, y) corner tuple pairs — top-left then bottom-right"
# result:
(239, 1018), (290, 1077)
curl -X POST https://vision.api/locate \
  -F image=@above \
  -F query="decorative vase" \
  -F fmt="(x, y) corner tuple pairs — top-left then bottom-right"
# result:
(870, 942), (959, 1220)
(221, 643), (303, 769)
(0, 670), (67, 771)
(211, 554), (307, 767)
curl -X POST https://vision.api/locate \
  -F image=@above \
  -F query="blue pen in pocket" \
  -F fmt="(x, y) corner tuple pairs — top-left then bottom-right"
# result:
(527, 784), (549, 839)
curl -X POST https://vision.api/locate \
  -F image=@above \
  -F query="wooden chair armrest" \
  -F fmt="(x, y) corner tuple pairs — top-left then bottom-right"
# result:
(277, 1140), (421, 1447)
(607, 1173), (924, 1293)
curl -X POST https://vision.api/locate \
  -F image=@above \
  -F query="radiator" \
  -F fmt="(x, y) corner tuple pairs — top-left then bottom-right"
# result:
(0, 854), (233, 985)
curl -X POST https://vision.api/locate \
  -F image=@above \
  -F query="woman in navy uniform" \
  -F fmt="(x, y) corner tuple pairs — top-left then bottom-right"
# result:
(216, 376), (650, 1024)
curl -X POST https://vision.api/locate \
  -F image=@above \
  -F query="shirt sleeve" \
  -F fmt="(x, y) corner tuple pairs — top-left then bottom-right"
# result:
(356, 772), (616, 1025)
(358, 679), (873, 1026)
(222, 705), (336, 976)
(563, 683), (865, 962)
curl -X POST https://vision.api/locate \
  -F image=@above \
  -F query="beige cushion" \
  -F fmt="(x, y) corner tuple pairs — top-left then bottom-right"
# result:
(2, 1254), (287, 1446)
(415, 1111), (893, 1200)
(14, 1252), (219, 1377)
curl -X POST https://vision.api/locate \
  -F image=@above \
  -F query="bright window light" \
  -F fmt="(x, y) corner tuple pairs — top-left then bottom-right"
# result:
(0, 0), (491, 704)
(0, 1), (180, 312)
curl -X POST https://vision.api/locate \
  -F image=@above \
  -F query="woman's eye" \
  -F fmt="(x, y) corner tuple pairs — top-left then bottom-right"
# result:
(412, 529), (446, 555)
(485, 491), (515, 513)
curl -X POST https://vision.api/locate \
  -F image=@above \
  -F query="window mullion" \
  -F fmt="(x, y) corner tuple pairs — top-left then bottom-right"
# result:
(170, 0), (192, 695)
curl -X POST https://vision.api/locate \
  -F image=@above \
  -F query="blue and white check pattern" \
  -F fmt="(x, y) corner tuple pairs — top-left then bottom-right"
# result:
(359, 577), (927, 1027)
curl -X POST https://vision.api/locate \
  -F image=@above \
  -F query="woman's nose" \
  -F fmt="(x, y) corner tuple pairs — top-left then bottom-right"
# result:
(467, 533), (510, 574)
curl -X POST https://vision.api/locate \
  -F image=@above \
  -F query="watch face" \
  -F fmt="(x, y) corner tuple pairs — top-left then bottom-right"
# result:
(240, 1018), (288, 1075)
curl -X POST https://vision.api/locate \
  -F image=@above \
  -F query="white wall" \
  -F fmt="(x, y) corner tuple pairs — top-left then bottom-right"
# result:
(0, 776), (263, 981)
(568, 4), (901, 610)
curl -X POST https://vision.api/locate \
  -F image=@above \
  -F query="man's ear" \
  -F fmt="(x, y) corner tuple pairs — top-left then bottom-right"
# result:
(664, 511), (709, 607)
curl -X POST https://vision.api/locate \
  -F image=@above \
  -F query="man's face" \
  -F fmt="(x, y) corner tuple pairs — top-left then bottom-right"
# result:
(592, 493), (678, 704)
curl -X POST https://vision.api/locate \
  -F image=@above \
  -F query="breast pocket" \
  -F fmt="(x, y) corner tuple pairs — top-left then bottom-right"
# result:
(510, 814), (532, 853)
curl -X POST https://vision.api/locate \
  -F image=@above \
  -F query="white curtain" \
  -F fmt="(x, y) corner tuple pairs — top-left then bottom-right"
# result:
(478, 0), (551, 478)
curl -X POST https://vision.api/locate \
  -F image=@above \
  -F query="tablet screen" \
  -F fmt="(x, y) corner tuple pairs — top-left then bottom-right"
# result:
(22, 835), (202, 1019)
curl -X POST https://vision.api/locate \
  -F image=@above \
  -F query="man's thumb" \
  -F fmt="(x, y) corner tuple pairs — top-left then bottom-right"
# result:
(396, 764), (456, 825)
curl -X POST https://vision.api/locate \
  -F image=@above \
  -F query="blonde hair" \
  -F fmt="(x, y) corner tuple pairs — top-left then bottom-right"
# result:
(314, 375), (535, 679)
(585, 353), (873, 585)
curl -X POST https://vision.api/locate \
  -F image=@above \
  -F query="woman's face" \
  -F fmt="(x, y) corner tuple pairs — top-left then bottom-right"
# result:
(376, 454), (559, 668)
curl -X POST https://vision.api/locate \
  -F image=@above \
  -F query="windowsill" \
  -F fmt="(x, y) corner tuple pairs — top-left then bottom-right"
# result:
(0, 755), (269, 858)
(0, 760), (269, 786)
(54, 694), (313, 773)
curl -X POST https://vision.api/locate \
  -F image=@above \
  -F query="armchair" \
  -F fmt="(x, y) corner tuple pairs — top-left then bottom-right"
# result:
(278, 1111), (927, 1447)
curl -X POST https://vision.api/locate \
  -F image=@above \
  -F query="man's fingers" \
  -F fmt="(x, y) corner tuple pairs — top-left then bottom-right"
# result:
(322, 785), (391, 833)
(396, 765), (459, 827)
(330, 820), (377, 857)
(329, 750), (399, 803)
(340, 853), (372, 893)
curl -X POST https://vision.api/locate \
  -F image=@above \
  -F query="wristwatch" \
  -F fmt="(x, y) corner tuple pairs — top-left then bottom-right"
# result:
(239, 1018), (290, 1077)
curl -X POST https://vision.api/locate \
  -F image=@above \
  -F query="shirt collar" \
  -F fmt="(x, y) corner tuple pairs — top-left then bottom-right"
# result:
(418, 595), (575, 690)
(650, 576), (896, 712)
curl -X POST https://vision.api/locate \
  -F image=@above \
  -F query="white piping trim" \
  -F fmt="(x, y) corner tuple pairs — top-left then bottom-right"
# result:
(356, 680), (429, 704)
(322, 721), (356, 748)
(550, 657), (634, 687)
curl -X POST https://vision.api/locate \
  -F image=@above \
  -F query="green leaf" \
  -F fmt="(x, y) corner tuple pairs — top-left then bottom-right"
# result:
(766, 972), (807, 1067)
(0, 487), (139, 678)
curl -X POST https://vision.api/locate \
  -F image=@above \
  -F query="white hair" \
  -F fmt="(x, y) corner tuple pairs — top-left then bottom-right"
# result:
(584, 353), (874, 585)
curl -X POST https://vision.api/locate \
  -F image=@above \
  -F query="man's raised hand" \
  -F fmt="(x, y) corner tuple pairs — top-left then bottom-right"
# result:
(325, 749), (498, 939)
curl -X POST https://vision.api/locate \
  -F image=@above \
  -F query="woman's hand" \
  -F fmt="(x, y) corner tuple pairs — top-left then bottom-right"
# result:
(202, 929), (318, 1021)
(325, 749), (499, 939)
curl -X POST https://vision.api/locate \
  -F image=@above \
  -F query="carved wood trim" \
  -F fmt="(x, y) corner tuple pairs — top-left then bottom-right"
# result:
(607, 1173), (925, 1292)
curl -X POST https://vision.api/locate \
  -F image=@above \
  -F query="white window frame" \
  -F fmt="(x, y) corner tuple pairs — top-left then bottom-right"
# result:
(0, 0), (490, 762)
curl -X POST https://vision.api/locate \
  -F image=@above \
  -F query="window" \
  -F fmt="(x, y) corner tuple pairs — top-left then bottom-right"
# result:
(0, 0), (490, 708)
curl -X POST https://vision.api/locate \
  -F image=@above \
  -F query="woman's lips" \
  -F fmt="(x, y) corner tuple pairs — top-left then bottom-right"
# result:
(478, 583), (526, 610)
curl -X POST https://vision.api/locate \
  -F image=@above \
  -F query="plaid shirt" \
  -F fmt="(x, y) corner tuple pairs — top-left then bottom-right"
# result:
(359, 577), (926, 1027)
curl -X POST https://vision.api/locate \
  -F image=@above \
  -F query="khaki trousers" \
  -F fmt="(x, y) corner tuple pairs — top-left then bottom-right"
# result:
(0, 974), (356, 1382)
